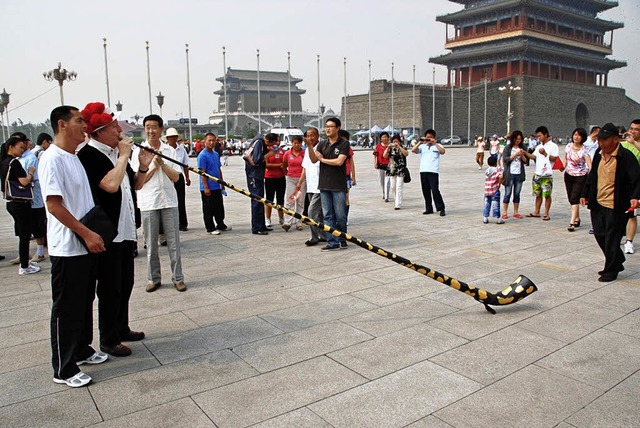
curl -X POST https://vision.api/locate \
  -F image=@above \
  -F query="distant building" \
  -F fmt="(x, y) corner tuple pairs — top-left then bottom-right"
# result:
(344, 0), (640, 140)
(210, 68), (324, 135)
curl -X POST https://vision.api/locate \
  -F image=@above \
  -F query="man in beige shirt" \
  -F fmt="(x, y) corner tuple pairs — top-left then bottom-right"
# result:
(581, 123), (640, 282)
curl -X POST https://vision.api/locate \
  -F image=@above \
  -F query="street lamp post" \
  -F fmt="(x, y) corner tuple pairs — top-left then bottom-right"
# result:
(1, 89), (11, 135)
(391, 62), (394, 132)
(343, 57), (347, 131)
(223, 46), (229, 138)
(257, 49), (261, 135)
(156, 92), (164, 117)
(368, 60), (372, 143)
(317, 54), (321, 129)
(185, 44), (193, 147)
(287, 52), (292, 127)
(43, 63), (76, 104)
(146, 41), (153, 114)
(0, 101), (6, 141)
(103, 37), (111, 107)
(498, 80), (521, 136)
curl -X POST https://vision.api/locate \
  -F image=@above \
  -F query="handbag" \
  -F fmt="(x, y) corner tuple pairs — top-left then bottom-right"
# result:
(552, 157), (565, 172)
(402, 167), (412, 183)
(74, 205), (118, 251)
(4, 159), (34, 201)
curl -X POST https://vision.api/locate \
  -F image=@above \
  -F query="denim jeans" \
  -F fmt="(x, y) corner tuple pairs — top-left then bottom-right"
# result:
(247, 177), (266, 232)
(503, 174), (523, 204)
(142, 208), (183, 285)
(320, 190), (347, 248)
(483, 190), (501, 218)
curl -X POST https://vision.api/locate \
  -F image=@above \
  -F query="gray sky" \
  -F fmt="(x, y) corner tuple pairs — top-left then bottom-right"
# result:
(1, 0), (638, 125)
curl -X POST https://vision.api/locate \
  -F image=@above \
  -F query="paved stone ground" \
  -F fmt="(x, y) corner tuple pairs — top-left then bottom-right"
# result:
(0, 147), (638, 427)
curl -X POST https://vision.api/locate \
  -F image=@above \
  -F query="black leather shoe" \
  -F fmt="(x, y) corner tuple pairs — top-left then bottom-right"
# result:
(598, 275), (617, 282)
(264, 226), (274, 231)
(440, 210), (446, 217)
(423, 211), (434, 215)
(253, 230), (269, 235)
(305, 240), (319, 246)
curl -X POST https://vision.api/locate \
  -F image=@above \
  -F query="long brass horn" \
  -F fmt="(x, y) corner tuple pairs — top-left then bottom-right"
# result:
(134, 142), (537, 314)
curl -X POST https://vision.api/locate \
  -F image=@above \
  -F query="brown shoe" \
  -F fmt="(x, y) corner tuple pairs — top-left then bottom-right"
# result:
(146, 282), (160, 292)
(122, 330), (145, 341)
(100, 343), (132, 357)
(175, 281), (187, 292)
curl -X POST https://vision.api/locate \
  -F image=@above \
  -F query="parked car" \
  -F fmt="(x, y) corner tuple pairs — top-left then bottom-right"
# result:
(440, 135), (463, 145)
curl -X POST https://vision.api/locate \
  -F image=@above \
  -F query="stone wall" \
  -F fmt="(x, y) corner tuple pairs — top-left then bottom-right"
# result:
(343, 77), (640, 140)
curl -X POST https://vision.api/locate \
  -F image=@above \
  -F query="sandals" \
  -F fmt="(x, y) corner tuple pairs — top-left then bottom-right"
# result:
(567, 224), (575, 232)
(574, 219), (581, 227)
(514, 213), (523, 219)
(296, 224), (304, 231)
(526, 213), (540, 218)
(542, 216), (550, 221)
(501, 213), (508, 219)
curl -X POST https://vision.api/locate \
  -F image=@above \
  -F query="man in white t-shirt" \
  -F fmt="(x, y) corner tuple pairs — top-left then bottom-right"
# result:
(131, 115), (186, 292)
(526, 126), (559, 220)
(295, 127), (324, 246)
(39, 106), (109, 388)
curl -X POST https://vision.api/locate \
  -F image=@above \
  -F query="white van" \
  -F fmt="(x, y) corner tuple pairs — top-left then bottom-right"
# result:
(268, 128), (304, 150)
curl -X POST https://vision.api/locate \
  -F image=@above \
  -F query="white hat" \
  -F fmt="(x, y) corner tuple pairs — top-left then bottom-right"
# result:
(166, 128), (180, 137)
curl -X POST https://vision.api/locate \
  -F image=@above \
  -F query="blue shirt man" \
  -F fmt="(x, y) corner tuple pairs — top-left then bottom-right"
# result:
(197, 133), (230, 234)
(412, 129), (446, 216)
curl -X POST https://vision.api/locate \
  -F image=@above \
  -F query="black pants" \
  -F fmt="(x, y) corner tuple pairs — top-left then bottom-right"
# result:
(248, 177), (266, 233)
(201, 190), (226, 232)
(591, 203), (627, 278)
(420, 172), (445, 212)
(174, 174), (188, 229)
(50, 254), (97, 380)
(6, 201), (33, 268)
(96, 241), (135, 347)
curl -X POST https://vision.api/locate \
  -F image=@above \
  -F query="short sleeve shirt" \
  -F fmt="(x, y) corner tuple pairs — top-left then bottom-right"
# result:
(418, 144), (442, 173)
(316, 138), (350, 192)
(533, 141), (559, 177)
(197, 149), (222, 191)
(131, 141), (181, 211)
(301, 148), (320, 193)
(39, 144), (95, 257)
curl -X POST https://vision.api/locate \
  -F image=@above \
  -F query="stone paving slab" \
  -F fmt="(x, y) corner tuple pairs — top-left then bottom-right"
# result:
(308, 360), (482, 428)
(1, 147), (639, 426)
(192, 356), (367, 427)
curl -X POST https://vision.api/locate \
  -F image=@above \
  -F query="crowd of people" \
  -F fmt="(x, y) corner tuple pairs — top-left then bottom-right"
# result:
(2, 103), (640, 388)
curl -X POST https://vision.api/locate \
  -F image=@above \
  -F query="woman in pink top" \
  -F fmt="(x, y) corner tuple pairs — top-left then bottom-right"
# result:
(282, 136), (306, 231)
(562, 127), (591, 231)
(264, 144), (286, 227)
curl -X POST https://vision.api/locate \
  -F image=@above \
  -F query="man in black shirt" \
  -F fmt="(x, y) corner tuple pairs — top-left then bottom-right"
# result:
(307, 117), (351, 251)
(78, 102), (153, 356)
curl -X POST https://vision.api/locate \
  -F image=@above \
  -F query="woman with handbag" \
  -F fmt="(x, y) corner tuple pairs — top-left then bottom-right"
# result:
(0, 136), (40, 274)
(383, 134), (409, 210)
(501, 130), (528, 219)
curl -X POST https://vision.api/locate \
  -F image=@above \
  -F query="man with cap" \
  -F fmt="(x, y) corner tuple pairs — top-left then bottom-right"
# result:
(165, 127), (190, 231)
(581, 123), (640, 282)
(78, 102), (153, 356)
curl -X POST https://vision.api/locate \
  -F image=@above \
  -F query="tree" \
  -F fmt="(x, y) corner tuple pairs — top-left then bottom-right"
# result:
(245, 127), (257, 139)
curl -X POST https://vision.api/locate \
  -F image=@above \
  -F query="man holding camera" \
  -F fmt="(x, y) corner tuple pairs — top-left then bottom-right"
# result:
(412, 129), (446, 216)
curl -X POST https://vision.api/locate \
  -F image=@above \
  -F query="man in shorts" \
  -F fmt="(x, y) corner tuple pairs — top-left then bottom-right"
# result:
(527, 126), (558, 220)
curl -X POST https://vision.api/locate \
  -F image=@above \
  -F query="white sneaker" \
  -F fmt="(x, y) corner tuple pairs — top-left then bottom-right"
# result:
(624, 241), (634, 254)
(483, 217), (489, 224)
(478, 166), (482, 170)
(77, 351), (108, 365)
(209, 230), (221, 235)
(497, 218), (505, 224)
(19, 264), (41, 275)
(265, 219), (271, 227)
(53, 371), (91, 388)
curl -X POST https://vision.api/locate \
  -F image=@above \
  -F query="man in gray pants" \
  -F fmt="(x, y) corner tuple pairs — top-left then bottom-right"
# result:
(296, 127), (324, 246)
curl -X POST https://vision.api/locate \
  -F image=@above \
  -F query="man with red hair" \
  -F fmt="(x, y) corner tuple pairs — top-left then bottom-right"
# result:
(78, 102), (153, 357)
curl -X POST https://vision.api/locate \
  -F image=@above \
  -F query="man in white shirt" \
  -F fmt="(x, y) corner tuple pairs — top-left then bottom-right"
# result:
(295, 127), (324, 246)
(165, 127), (191, 231)
(526, 126), (559, 220)
(39, 106), (108, 388)
(131, 115), (186, 292)
(78, 102), (153, 357)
